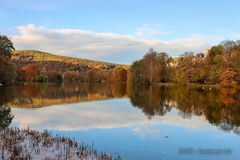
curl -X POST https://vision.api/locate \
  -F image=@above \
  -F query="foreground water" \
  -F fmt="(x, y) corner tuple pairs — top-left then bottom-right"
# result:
(0, 83), (240, 160)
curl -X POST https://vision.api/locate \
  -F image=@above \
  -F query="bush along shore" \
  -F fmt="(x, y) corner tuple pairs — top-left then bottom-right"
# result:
(0, 127), (121, 160)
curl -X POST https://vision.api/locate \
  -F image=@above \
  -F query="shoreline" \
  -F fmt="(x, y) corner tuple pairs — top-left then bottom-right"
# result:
(1, 81), (240, 89)
(0, 127), (119, 160)
(136, 82), (240, 89)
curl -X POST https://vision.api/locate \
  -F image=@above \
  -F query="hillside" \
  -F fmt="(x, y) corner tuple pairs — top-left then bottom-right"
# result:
(11, 50), (129, 83)
(12, 50), (122, 70)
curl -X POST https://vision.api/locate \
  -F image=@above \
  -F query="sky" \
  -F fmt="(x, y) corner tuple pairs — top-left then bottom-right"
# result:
(0, 0), (240, 64)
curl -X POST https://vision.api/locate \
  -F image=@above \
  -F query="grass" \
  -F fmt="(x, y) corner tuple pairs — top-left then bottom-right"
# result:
(0, 127), (119, 160)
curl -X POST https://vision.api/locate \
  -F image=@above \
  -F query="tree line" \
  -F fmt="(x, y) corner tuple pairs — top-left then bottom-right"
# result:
(15, 63), (127, 83)
(130, 40), (240, 87)
(1, 34), (240, 87)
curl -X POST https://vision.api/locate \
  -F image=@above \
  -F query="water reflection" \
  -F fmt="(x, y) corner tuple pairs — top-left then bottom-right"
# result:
(130, 85), (240, 134)
(10, 100), (212, 132)
(0, 83), (240, 134)
(0, 87), (14, 130)
(0, 107), (13, 130)
(6, 83), (127, 108)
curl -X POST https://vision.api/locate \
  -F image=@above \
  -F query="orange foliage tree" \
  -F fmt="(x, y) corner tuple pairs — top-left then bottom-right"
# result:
(220, 68), (237, 87)
(111, 66), (127, 82)
(85, 68), (111, 83)
(17, 64), (39, 82)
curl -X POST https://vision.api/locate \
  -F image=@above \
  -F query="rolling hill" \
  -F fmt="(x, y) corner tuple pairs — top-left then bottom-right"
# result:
(12, 50), (116, 66)
(12, 50), (124, 71)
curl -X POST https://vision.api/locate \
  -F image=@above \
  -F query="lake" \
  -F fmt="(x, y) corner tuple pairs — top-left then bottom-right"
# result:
(0, 83), (240, 160)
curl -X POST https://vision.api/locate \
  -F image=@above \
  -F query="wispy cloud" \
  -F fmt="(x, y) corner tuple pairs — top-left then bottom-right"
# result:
(135, 24), (167, 38)
(12, 24), (216, 63)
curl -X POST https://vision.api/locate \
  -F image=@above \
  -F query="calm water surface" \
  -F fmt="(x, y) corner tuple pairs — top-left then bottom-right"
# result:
(0, 83), (240, 160)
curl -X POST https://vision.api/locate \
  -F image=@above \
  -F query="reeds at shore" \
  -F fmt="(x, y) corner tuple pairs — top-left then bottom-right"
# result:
(0, 127), (121, 160)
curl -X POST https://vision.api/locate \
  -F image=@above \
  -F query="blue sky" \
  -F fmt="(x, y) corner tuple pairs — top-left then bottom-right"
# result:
(1, 0), (240, 64)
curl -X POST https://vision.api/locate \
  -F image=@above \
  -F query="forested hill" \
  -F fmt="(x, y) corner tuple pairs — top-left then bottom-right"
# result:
(11, 50), (129, 83)
(12, 50), (121, 69)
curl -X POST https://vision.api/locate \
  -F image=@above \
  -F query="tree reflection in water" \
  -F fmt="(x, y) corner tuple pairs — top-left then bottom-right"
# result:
(130, 85), (240, 134)
(0, 107), (13, 130)
(0, 83), (240, 134)
(0, 86), (14, 130)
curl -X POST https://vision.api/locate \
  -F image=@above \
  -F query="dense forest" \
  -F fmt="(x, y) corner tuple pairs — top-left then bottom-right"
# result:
(1, 34), (240, 87)
(12, 50), (128, 83)
(131, 40), (240, 87)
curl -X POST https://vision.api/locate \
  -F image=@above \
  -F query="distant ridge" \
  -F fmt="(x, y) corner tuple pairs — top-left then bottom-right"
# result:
(12, 50), (120, 66)
(11, 50), (129, 73)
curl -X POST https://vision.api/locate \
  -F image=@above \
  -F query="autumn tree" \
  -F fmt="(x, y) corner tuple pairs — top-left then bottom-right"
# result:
(220, 68), (237, 87)
(219, 40), (238, 87)
(85, 68), (111, 83)
(131, 59), (148, 84)
(220, 40), (236, 53)
(17, 64), (39, 82)
(0, 35), (15, 61)
(158, 52), (171, 82)
(232, 45), (240, 83)
(220, 53), (237, 87)
(203, 42), (239, 85)
(205, 45), (224, 65)
(174, 52), (195, 84)
(206, 65), (220, 84)
(0, 35), (16, 84)
(143, 48), (159, 83)
(204, 46), (224, 84)
(111, 66), (127, 82)
(131, 49), (172, 85)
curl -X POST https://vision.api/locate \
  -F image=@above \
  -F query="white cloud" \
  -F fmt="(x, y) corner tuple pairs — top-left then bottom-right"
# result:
(12, 24), (214, 64)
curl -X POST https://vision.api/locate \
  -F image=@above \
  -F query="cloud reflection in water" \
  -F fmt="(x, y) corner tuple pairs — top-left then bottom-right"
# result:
(11, 98), (210, 138)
